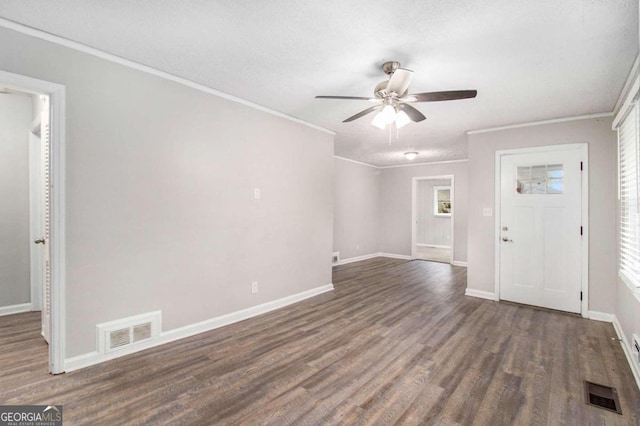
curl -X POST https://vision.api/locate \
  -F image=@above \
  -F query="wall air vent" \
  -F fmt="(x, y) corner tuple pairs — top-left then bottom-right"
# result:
(133, 323), (152, 342)
(97, 311), (161, 354)
(109, 328), (131, 349)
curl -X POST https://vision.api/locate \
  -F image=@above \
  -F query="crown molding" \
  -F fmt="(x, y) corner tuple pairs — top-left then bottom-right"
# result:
(0, 17), (335, 136)
(333, 155), (379, 169)
(467, 112), (613, 135)
(614, 53), (640, 116)
(379, 159), (468, 169)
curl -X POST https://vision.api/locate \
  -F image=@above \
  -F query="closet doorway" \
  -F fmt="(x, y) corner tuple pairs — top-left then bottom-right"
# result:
(411, 176), (454, 264)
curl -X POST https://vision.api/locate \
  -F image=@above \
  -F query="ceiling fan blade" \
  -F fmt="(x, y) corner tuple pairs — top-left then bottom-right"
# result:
(343, 105), (379, 122)
(387, 68), (413, 96)
(406, 90), (477, 102)
(398, 104), (426, 122)
(316, 95), (377, 101)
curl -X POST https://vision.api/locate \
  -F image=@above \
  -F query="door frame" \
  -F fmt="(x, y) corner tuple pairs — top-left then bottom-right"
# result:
(0, 69), (66, 373)
(493, 143), (589, 317)
(411, 175), (455, 263)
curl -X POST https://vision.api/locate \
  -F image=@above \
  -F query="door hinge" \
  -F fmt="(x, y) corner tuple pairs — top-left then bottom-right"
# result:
(580, 226), (583, 235)
(580, 161), (583, 171)
(580, 291), (583, 301)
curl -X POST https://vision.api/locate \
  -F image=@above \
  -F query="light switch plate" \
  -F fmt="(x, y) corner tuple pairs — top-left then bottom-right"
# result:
(254, 188), (261, 199)
(483, 208), (493, 217)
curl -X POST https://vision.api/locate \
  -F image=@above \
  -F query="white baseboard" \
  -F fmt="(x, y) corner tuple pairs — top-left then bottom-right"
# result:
(612, 315), (640, 391)
(334, 253), (379, 265)
(378, 252), (412, 260)
(452, 261), (468, 267)
(587, 311), (615, 322)
(0, 303), (32, 317)
(334, 252), (413, 265)
(464, 288), (497, 301)
(65, 283), (334, 372)
(416, 244), (451, 249)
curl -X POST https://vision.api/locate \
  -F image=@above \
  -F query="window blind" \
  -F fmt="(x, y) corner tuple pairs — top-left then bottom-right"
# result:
(619, 100), (640, 287)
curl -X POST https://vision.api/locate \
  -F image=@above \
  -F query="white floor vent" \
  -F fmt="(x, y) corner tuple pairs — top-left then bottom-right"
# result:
(97, 311), (161, 354)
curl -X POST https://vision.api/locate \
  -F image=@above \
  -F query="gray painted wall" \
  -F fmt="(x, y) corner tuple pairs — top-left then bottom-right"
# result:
(467, 117), (617, 313)
(379, 162), (469, 262)
(333, 158), (380, 260)
(0, 27), (334, 357)
(416, 179), (452, 247)
(0, 92), (31, 307)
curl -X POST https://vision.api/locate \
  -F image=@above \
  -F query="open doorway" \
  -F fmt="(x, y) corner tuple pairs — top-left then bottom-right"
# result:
(411, 176), (454, 264)
(0, 88), (50, 339)
(0, 69), (65, 374)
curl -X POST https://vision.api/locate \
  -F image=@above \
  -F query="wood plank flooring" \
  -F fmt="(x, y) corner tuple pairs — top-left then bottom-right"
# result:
(1, 258), (639, 425)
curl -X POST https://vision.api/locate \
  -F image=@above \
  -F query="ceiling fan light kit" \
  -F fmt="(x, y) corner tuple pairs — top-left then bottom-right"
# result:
(316, 61), (477, 130)
(395, 110), (411, 129)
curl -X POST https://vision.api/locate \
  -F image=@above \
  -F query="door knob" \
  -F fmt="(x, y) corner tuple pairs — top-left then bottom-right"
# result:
(34, 238), (45, 244)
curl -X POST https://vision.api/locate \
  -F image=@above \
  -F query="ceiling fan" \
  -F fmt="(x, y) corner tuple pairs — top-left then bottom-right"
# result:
(316, 61), (477, 129)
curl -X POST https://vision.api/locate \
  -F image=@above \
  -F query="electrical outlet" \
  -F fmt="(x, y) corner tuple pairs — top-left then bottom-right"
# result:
(356, 244), (360, 252)
(251, 281), (258, 294)
(254, 188), (261, 199)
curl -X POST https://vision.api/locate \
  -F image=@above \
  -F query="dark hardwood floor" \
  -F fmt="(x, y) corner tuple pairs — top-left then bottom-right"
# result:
(1, 258), (639, 425)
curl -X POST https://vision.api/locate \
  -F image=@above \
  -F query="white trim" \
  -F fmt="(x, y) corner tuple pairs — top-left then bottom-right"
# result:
(494, 143), (589, 317)
(65, 283), (334, 372)
(587, 311), (615, 322)
(333, 157), (469, 170)
(334, 156), (378, 169)
(0, 69), (66, 374)
(416, 243), (451, 249)
(464, 289), (496, 300)
(612, 316), (640, 391)
(614, 54), (640, 117)
(613, 76), (640, 130)
(378, 252), (413, 260)
(467, 112), (613, 135)
(411, 175), (455, 265)
(452, 261), (468, 267)
(334, 252), (379, 265)
(379, 159), (468, 169)
(0, 17), (334, 137)
(0, 303), (33, 317)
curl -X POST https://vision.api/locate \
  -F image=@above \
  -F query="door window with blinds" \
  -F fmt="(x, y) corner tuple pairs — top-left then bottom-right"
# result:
(618, 96), (640, 288)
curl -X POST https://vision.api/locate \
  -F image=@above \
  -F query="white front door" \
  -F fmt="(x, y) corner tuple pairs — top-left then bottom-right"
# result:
(499, 146), (583, 313)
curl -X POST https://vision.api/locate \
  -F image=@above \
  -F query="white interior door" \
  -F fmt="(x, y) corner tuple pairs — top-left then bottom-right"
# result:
(40, 96), (51, 343)
(499, 147), (583, 313)
(29, 131), (43, 311)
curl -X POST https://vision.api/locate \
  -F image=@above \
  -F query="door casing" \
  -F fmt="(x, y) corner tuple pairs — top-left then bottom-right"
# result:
(494, 143), (589, 317)
(0, 69), (66, 373)
(411, 175), (455, 263)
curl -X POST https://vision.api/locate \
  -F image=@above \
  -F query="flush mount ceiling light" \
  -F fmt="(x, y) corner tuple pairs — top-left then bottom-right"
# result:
(404, 152), (418, 160)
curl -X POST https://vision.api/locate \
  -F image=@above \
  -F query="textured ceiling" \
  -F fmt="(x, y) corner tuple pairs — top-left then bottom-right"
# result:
(0, 1), (637, 166)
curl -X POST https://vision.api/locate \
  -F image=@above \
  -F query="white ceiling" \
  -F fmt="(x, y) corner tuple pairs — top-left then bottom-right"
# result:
(1, 1), (637, 166)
